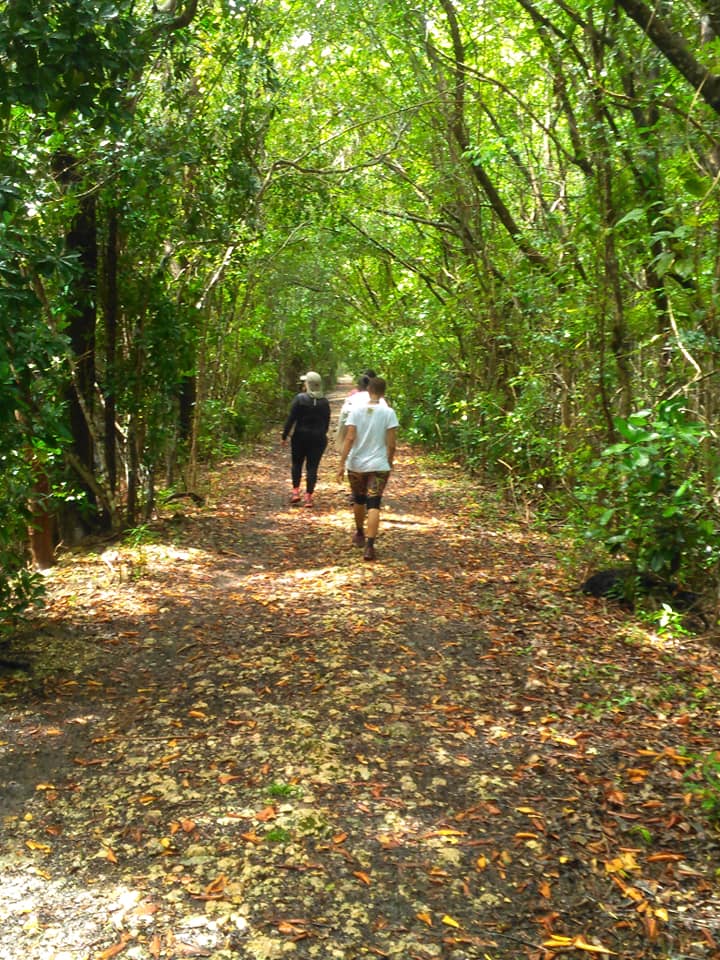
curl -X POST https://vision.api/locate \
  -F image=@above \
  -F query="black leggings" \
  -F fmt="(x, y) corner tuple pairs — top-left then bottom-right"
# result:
(291, 433), (327, 493)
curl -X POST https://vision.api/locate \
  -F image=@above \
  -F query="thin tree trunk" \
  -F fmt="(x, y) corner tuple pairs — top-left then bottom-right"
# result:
(104, 203), (119, 497)
(27, 464), (55, 571)
(66, 190), (98, 496)
(589, 25), (633, 417)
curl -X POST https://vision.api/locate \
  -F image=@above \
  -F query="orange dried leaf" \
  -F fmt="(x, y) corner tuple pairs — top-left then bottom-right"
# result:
(625, 768), (650, 782)
(544, 935), (615, 954)
(25, 840), (52, 853)
(353, 870), (371, 885)
(129, 901), (159, 917)
(254, 806), (276, 822)
(552, 734), (578, 747)
(241, 830), (263, 844)
(417, 912), (433, 927)
(96, 933), (132, 960)
(204, 874), (227, 896)
(643, 915), (659, 940)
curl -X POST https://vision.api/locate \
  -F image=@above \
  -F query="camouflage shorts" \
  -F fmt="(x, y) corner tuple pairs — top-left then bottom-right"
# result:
(347, 470), (390, 503)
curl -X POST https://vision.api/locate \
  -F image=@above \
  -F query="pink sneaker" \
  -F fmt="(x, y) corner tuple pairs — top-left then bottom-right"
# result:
(304, 492), (313, 508)
(290, 487), (301, 504)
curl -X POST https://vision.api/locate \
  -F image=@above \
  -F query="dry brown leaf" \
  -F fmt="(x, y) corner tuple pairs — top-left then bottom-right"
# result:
(217, 773), (243, 784)
(240, 830), (263, 844)
(204, 874), (227, 896)
(95, 933), (132, 960)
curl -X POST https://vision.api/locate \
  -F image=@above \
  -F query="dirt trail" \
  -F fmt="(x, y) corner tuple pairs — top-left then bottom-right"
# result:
(1, 392), (719, 960)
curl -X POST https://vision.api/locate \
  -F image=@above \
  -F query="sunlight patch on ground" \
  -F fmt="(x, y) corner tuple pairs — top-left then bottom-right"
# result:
(309, 508), (445, 536)
(0, 866), (133, 958)
(239, 563), (380, 601)
(619, 623), (698, 655)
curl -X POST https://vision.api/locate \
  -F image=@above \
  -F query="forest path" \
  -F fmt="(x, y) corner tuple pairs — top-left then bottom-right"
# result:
(1, 387), (720, 960)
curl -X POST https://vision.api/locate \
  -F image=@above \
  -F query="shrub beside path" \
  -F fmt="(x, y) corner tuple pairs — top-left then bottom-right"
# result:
(1, 384), (720, 960)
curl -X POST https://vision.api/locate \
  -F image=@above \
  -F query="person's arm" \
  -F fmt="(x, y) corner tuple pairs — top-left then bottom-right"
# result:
(282, 397), (300, 442)
(336, 425), (356, 480)
(386, 426), (397, 468)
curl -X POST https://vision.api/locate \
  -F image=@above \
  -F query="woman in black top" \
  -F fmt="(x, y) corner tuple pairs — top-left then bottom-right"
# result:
(281, 371), (331, 507)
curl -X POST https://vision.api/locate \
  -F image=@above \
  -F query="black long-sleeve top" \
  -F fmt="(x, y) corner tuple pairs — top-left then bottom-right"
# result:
(282, 393), (331, 440)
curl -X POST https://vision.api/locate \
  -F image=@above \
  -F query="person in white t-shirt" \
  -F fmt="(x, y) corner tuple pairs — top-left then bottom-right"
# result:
(334, 369), (380, 452)
(336, 377), (398, 562)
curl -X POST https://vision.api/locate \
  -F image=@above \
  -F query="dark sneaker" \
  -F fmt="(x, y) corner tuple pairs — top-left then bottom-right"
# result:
(352, 531), (366, 547)
(363, 543), (376, 561)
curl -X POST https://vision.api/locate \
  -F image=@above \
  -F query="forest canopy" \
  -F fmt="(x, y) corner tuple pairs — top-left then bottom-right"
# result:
(2, 0), (720, 625)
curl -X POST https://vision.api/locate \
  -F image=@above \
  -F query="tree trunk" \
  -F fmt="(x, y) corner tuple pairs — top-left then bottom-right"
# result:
(28, 465), (55, 571)
(104, 203), (119, 498)
(589, 26), (633, 418)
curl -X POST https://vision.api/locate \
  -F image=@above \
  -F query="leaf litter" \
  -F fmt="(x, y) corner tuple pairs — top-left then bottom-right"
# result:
(1, 405), (720, 960)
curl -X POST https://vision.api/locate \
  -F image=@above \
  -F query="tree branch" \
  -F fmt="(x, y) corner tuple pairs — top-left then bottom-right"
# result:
(615, 0), (720, 115)
(340, 216), (449, 304)
(164, 0), (199, 32)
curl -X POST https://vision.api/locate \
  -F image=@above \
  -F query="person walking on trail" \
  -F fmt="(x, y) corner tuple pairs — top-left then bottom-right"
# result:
(336, 376), (398, 561)
(282, 371), (331, 508)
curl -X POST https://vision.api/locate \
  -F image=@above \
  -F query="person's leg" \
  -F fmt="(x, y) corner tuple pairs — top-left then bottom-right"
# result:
(305, 436), (327, 494)
(366, 507), (380, 538)
(353, 502), (367, 541)
(290, 436), (305, 499)
(347, 471), (368, 545)
(363, 472), (389, 560)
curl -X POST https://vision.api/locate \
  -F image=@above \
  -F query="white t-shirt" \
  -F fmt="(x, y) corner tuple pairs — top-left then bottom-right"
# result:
(346, 401), (399, 472)
(335, 390), (386, 450)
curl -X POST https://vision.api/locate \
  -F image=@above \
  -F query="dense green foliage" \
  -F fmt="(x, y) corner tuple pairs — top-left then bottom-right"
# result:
(2, 0), (720, 627)
(576, 401), (719, 582)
